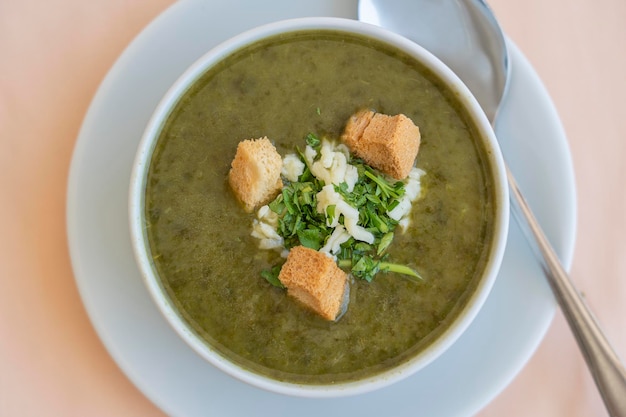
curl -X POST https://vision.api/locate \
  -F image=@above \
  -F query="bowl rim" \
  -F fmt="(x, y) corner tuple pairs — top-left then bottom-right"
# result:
(128, 16), (509, 398)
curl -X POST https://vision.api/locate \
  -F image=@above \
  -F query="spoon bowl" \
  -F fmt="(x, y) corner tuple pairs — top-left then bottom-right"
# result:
(359, 0), (509, 122)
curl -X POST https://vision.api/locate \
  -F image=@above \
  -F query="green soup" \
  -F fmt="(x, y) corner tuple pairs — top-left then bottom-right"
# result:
(144, 30), (496, 384)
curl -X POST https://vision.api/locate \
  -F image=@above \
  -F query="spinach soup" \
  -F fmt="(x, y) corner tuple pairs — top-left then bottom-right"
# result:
(144, 30), (496, 384)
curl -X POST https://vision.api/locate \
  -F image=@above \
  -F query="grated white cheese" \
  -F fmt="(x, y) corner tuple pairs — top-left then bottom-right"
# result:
(387, 167), (426, 232)
(309, 142), (358, 192)
(343, 217), (375, 244)
(315, 184), (375, 244)
(319, 224), (351, 255)
(281, 154), (305, 182)
(251, 204), (284, 251)
(251, 140), (425, 252)
(304, 145), (317, 165)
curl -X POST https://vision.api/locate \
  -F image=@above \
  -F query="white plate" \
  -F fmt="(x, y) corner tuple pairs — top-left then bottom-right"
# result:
(67, 1), (576, 416)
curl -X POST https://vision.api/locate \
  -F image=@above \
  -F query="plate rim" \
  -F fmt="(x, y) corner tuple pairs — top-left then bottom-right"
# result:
(66, 1), (577, 416)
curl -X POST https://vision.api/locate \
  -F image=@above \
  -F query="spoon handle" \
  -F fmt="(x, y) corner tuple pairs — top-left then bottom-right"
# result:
(506, 165), (626, 417)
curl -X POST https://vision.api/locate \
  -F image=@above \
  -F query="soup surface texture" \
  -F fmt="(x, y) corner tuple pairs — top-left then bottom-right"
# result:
(145, 30), (495, 384)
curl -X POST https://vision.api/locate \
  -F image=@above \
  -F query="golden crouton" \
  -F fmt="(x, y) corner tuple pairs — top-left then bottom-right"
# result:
(278, 246), (347, 321)
(342, 108), (375, 151)
(341, 109), (421, 180)
(228, 137), (283, 212)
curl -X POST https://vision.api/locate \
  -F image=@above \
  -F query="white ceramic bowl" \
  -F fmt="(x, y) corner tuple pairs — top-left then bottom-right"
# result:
(129, 17), (509, 398)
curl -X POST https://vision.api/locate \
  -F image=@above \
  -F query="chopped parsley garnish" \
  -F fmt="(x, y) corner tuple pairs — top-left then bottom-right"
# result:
(260, 265), (285, 289)
(305, 132), (321, 148)
(260, 133), (422, 285)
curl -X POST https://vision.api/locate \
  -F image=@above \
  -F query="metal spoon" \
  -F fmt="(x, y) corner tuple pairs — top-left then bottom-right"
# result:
(358, 1), (626, 415)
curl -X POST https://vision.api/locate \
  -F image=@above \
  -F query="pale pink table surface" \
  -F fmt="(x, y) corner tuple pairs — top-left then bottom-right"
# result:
(2, 1), (625, 416)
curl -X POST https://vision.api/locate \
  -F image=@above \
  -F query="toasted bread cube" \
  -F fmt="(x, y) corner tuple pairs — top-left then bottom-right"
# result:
(278, 246), (347, 321)
(228, 137), (283, 212)
(341, 108), (375, 151)
(341, 110), (421, 180)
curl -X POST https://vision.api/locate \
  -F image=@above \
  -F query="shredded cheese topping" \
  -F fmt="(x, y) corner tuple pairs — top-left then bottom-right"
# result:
(251, 139), (425, 258)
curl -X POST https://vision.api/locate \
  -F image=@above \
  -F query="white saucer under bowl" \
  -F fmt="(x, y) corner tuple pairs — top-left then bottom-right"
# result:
(66, 1), (576, 416)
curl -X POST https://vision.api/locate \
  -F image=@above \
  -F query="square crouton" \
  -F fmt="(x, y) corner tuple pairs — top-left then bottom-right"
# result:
(278, 246), (347, 321)
(341, 110), (421, 180)
(341, 108), (375, 151)
(228, 137), (283, 212)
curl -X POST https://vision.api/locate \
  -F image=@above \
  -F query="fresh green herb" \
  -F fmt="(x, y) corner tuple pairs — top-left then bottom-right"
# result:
(338, 256), (422, 283)
(380, 262), (423, 282)
(351, 254), (381, 282)
(363, 168), (405, 200)
(377, 232), (394, 255)
(261, 265), (285, 288)
(262, 133), (422, 283)
(326, 204), (336, 224)
(297, 228), (325, 251)
(305, 133), (321, 149)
